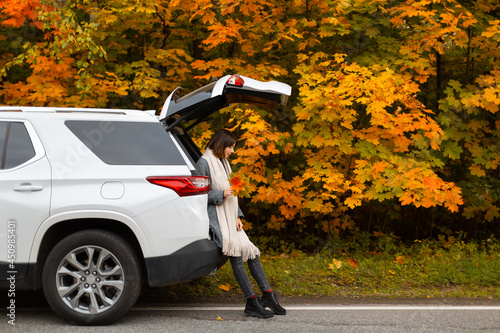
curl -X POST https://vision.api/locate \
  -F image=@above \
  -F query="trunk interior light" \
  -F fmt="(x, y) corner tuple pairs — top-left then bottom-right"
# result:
(147, 176), (210, 197)
(227, 75), (244, 87)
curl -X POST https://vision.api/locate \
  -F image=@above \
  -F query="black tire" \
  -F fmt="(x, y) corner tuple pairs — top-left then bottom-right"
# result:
(42, 229), (142, 325)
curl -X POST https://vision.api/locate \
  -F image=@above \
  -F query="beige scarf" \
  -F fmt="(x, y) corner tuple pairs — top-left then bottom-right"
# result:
(202, 149), (260, 261)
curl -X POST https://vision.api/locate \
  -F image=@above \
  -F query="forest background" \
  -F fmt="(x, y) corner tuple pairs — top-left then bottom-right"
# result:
(1, 0), (499, 255)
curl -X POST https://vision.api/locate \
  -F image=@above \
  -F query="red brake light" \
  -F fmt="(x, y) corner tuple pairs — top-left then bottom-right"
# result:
(227, 75), (244, 87)
(147, 176), (210, 197)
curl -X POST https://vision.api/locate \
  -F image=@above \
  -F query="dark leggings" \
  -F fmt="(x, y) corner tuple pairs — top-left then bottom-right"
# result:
(229, 256), (271, 298)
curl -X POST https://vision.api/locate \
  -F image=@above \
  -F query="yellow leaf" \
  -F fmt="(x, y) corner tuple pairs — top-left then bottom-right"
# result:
(345, 193), (362, 208)
(219, 283), (231, 291)
(307, 198), (324, 212)
(329, 259), (343, 269)
(388, 270), (396, 275)
(469, 164), (486, 177)
(216, 316), (224, 321)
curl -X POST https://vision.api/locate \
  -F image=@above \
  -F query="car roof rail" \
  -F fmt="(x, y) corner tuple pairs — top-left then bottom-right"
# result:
(0, 106), (135, 115)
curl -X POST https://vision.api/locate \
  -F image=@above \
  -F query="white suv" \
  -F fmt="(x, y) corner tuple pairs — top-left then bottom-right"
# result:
(0, 74), (291, 325)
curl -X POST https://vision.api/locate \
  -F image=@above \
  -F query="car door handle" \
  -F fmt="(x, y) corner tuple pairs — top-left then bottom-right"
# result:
(13, 184), (44, 192)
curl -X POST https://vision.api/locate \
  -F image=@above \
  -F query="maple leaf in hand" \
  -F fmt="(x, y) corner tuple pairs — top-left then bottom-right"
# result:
(230, 175), (245, 192)
(229, 173), (250, 197)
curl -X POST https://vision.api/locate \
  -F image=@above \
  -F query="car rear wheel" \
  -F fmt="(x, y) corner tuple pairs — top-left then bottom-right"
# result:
(42, 229), (142, 325)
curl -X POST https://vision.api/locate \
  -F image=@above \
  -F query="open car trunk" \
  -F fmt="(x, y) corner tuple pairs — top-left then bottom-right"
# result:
(160, 74), (292, 168)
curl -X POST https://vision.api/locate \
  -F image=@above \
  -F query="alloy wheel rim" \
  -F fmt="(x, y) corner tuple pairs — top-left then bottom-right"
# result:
(56, 245), (125, 314)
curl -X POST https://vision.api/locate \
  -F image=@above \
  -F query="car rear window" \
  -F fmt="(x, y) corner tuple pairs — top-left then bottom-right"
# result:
(65, 120), (185, 165)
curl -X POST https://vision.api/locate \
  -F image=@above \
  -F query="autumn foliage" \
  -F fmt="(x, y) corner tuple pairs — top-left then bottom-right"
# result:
(1, 0), (499, 247)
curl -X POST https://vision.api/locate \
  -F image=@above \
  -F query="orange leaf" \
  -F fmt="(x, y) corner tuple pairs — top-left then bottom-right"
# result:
(348, 258), (359, 269)
(393, 256), (405, 264)
(230, 175), (244, 191)
(219, 283), (231, 291)
(229, 174), (249, 196)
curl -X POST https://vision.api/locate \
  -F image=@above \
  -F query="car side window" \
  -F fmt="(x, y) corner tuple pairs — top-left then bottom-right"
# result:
(0, 121), (36, 170)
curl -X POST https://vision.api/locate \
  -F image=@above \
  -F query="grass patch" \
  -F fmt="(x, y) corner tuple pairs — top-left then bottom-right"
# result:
(142, 237), (500, 302)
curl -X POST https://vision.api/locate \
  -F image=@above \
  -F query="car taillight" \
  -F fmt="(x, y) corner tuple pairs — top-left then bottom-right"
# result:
(147, 176), (210, 197)
(227, 75), (244, 87)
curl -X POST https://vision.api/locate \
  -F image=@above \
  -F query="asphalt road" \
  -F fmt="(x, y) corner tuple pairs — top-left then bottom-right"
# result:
(2, 291), (500, 332)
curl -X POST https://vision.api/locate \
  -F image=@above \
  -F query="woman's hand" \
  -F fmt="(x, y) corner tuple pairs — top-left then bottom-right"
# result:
(236, 218), (243, 232)
(223, 187), (234, 199)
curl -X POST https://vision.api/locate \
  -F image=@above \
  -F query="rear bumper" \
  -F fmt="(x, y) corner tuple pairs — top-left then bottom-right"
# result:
(145, 239), (226, 287)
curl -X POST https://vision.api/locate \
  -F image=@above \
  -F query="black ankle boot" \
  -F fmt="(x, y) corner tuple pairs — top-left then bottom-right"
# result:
(261, 291), (286, 315)
(244, 296), (274, 318)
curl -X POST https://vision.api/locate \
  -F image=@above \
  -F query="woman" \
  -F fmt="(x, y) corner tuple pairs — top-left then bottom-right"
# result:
(196, 129), (286, 319)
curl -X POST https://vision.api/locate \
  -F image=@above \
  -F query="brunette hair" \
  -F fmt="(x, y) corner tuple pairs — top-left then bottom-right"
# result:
(206, 129), (237, 158)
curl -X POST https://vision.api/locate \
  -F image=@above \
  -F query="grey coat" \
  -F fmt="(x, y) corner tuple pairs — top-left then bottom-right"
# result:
(197, 157), (244, 249)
